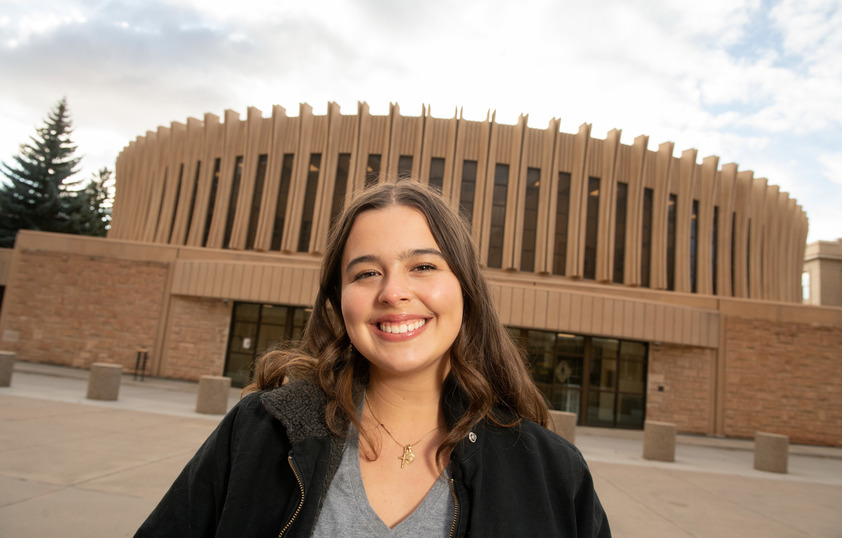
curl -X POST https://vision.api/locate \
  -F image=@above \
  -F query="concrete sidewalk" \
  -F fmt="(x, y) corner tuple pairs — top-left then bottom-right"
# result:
(1, 362), (840, 537)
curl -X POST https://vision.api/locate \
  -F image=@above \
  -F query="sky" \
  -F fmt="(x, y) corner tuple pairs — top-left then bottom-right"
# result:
(1, 0), (840, 243)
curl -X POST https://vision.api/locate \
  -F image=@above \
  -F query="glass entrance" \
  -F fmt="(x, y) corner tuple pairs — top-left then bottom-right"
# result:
(224, 302), (310, 387)
(509, 328), (648, 429)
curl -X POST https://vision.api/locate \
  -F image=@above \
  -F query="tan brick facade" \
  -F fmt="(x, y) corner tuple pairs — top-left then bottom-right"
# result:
(160, 296), (231, 381)
(0, 247), (167, 371)
(2, 231), (840, 446)
(722, 316), (842, 446)
(646, 345), (716, 435)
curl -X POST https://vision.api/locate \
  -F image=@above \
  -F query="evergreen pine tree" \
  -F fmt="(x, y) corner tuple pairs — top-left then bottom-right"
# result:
(67, 167), (113, 237)
(0, 98), (82, 247)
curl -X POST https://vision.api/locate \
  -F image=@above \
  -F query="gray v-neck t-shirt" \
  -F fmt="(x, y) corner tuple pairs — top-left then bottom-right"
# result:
(312, 431), (454, 537)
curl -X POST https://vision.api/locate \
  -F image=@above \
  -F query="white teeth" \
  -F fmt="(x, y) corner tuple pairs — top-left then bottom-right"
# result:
(379, 319), (426, 333)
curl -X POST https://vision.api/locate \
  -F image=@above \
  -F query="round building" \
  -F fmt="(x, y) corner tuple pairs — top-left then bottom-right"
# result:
(2, 102), (838, 446)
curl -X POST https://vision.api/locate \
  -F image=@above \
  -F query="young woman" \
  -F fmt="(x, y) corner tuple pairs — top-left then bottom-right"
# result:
(136, 180), (610, 537)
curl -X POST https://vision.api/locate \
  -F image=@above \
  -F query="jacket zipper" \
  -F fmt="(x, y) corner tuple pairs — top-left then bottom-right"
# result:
(448, 478), (460, 538)
(278, 456), (305, 537)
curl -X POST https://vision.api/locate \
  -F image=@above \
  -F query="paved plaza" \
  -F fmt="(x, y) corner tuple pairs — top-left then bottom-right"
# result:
(1, 362), (840, 537)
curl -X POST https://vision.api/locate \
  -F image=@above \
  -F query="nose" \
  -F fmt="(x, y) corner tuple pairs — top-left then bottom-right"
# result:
(378, 271), (412, 305)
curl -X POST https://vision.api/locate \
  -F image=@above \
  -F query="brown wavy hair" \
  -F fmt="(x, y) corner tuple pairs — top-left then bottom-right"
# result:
(244, 179), (549, 465)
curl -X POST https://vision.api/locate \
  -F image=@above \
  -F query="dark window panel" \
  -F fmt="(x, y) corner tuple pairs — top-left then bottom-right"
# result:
(583, 176), (600, 280)
(429, 157), (445, 192)
(246, 154), (268, 250)
(223, 156), (244, 249)
(553, 172), (572, 275)
(397, 155), (413, 177)
(613, 182), (628, 284)
(365, 154), (381, 187)
(297, 153), (322, 252)
(712, 205), (719, 294)
(330, 153), (351, 226)
(168, 163), (184, 243)
(667, 193), (677, 290)
(202, 158), (221, 247)
(271, 154), (295, 251)
(487, 164), (509, 268)
(690, 199), (699, 293)
(521, 168), (541, 272)
(184, 161), (201, 242)
(459, 160), (478, 226)
(641, 188), (654, 287)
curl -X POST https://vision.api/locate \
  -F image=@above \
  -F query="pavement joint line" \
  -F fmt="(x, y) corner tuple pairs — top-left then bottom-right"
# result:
(0, 479), (66, 510)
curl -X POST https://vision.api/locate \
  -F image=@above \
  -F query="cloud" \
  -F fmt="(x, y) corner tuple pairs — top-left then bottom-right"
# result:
(819, 151), (842, 187)
(1, 0), (840, 242)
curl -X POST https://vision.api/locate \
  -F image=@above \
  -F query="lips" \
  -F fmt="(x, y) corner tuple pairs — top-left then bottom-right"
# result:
(377, 319), (427, 334)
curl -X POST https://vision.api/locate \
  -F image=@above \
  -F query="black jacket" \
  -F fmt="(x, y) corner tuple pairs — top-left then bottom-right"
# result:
(136, 378), (610, 537)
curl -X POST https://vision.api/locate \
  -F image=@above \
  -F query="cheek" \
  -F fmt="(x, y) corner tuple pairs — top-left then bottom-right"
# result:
(340, 288), (362, 326)
(432, 279), (464, 321)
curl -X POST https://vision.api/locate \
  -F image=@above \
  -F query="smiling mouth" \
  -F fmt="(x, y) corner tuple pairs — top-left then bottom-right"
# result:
(378, 319), (427, 334)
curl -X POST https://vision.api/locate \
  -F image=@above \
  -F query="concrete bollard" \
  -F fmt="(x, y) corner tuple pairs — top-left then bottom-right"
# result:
(754, 432), (789, 473)
(548, 410), (577, 444)
(86, 363), (123, 401)
(0, 351), (15, 387)
(196, 375), (232, 415)
(643, 420), (676, 462)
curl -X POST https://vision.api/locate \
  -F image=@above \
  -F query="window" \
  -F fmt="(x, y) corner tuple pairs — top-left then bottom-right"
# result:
(459, 160), (478, 226)
(330, 154), (351, 226)
(246, 154), (268, 250)
(223, 156), (244, 249)
(712, 206), (719, 294)
(666, 193), (677, 290)
(153, 168), (168, 240)
(746, 219), (751, 293)
(365, 154), (381, 187)
(202, 158), (221, 247)
(553, 172), (571, 275)
(690, 200), (699, 292)
(613, 182), (628, 284)
(184, 161), (201, 242)
(429, 157), (445, 192)
(397, 155), (413, 177)
(641, 188), (654, 287)
(168, 163), (184, 243)
(583, 177), (600, 280)
(487, 164), (509, 268)
(271, 154), (294, 251)
(297, 154), (321, 252)
(802, 272), (811, 301)
(521, 168), (541, 272)
(729, 212), (737, 295)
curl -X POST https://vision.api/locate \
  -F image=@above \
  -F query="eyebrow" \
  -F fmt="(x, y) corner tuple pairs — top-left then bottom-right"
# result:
(344, 248), (445, 275)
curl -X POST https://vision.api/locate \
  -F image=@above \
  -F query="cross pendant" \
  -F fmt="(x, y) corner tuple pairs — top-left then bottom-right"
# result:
(398, 445), (415, 468)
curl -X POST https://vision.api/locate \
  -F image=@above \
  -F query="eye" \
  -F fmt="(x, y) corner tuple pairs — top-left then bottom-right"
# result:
(352, 269), (380, 281)
(412, 263), (437, 273)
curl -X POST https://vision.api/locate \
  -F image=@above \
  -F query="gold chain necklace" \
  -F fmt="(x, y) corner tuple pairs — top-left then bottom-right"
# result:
(364, 394), (440, 468)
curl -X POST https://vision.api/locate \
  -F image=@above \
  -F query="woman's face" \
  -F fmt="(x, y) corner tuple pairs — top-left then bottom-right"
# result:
(340, 205), (463, 380)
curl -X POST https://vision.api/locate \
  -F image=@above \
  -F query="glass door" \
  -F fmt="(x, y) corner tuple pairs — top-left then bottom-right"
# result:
(225, 303), (260, 387)
(224, 303), (311, 387)
(511, 327), (647, 429)
(585, 338), (647, 428)
(586, 338), (619, 427)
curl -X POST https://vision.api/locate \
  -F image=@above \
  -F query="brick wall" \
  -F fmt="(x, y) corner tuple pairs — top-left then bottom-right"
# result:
(646, 344), (715, 434)
(723, 316), (842, 446)
(0, 249), (167, 370)
(160, 296), (231, 381)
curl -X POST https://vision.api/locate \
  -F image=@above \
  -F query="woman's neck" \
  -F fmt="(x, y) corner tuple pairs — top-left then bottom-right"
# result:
(365, 370), (446, 434)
